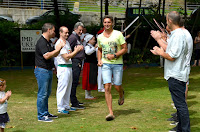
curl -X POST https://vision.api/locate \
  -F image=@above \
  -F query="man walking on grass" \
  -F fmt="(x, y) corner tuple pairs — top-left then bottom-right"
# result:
(97, 15), (127, 121)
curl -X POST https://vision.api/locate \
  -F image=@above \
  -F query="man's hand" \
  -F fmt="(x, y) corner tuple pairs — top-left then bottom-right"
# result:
(97, 60), (103, 67)
(106, 54), (115, 60)
(161, 32), (167, 41)
(126, 34), (131, 39)
(150, 30), (162, 41)
(74, 45), (84, 52)
(56, 40), (65, 50)
(150, 46), (164, 56)
(94, 44), (98, 48)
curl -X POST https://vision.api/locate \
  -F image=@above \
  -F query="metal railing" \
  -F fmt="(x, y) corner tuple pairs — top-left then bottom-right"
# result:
(0, 0), (199, 13)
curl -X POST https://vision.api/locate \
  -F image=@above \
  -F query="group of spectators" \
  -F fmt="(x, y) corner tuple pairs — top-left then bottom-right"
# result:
(34, 15), (127, 123)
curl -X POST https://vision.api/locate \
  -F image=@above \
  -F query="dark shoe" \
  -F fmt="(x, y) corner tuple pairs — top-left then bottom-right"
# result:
(71, 105), (85, 109)
(167, 116), (177, 122)
(169, 125), (177, 132)
(78, 101), (84, 106)
(38, 116), (53, 122)
(171, 112), (177, 117)
(48, 113), (58, 119)
(105, 114), (115, 121)
(118, 90), (124, 105)
(170, 121), (179, 126)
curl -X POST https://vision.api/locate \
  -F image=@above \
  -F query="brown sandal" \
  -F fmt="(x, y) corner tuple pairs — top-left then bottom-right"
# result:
(106, 114), (115, 121)
(118, 90), (124, 105)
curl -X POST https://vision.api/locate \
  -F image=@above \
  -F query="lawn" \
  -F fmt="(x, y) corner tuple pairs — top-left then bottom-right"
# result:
(1, 66), (200, 132)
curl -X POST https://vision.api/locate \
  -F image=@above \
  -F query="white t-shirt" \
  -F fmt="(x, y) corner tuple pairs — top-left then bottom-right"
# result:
(0, 91), (7, 114)
(55, 39), (72, 65)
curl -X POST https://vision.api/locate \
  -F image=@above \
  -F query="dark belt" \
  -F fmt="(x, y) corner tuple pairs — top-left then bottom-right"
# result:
(35, 66), (53, 70)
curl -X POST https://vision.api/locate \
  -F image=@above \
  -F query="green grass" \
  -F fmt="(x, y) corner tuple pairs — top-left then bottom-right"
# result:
(1, 66), (200, 131)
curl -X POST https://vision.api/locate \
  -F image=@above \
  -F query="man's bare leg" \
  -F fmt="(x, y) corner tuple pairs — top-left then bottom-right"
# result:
(114, 85), (124, 99)
(104, 83), (113, 115)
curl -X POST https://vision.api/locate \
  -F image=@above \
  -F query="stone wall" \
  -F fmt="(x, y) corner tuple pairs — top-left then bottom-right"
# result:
(0, 8), (48, 24)
(0, 8), (125, 25)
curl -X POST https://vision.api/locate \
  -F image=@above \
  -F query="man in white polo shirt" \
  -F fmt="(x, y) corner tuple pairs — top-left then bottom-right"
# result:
(55, 26), (83, 114)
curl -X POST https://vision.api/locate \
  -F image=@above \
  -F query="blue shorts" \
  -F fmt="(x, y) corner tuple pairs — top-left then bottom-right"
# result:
(102, 64), (123, 85)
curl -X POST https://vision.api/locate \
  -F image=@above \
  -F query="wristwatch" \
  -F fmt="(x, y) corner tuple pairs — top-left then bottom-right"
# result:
(114, 54), (117, 58)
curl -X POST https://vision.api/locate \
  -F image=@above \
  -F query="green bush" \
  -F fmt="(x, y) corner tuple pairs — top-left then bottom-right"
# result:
(0, 21), (21, 66)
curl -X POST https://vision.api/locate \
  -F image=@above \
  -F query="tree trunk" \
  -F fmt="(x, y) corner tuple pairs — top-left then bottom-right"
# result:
(53, 0), (60, 35)
(100, 0), (103, 25)
(184, 0), (187, 20)
(105, 0), (108, 15)
(132, 0), (142, 50)
(157, 0), (161, 14)
(162, 0), (165, 20)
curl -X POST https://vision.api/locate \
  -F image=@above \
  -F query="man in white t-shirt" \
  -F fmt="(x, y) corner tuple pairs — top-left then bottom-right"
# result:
(55, 26), (83, 114)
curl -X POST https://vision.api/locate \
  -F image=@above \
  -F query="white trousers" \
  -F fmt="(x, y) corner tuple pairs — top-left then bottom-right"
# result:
(56, 66), (72, 111)
(98, 66), (104, 91)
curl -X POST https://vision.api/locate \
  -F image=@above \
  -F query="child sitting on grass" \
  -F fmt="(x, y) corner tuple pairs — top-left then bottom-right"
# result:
(0, 78), (11, 132)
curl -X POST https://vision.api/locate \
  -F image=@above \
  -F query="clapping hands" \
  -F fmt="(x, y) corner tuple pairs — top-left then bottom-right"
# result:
(74, 45), (84, 52)
(150, 46), (164, 56)
(6, 90), (12, 98)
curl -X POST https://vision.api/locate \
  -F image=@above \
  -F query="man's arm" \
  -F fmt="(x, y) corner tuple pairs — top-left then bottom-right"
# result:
(43, 41), (64, 60)
(85, 44), (97, 55)
(61, 45), (83, 61)
(150, 30), (168, 51)
(150, 46), (175, 61)
(97, 47), (103, 66)
(107, 43), (128, 60)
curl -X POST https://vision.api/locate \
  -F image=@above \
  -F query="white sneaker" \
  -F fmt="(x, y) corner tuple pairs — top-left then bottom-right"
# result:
(85, 95), (96, 100)
(98, 89), (105, 92)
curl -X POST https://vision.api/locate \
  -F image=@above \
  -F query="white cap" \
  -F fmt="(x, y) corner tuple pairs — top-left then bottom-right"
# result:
(84, 34), (94, 43)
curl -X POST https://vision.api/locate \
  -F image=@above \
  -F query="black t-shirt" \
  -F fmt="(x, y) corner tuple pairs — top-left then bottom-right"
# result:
(35, 36), (54, 70)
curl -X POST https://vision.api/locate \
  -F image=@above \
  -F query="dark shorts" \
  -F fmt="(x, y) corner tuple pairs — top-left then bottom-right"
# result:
(0, 112), (10, 123)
